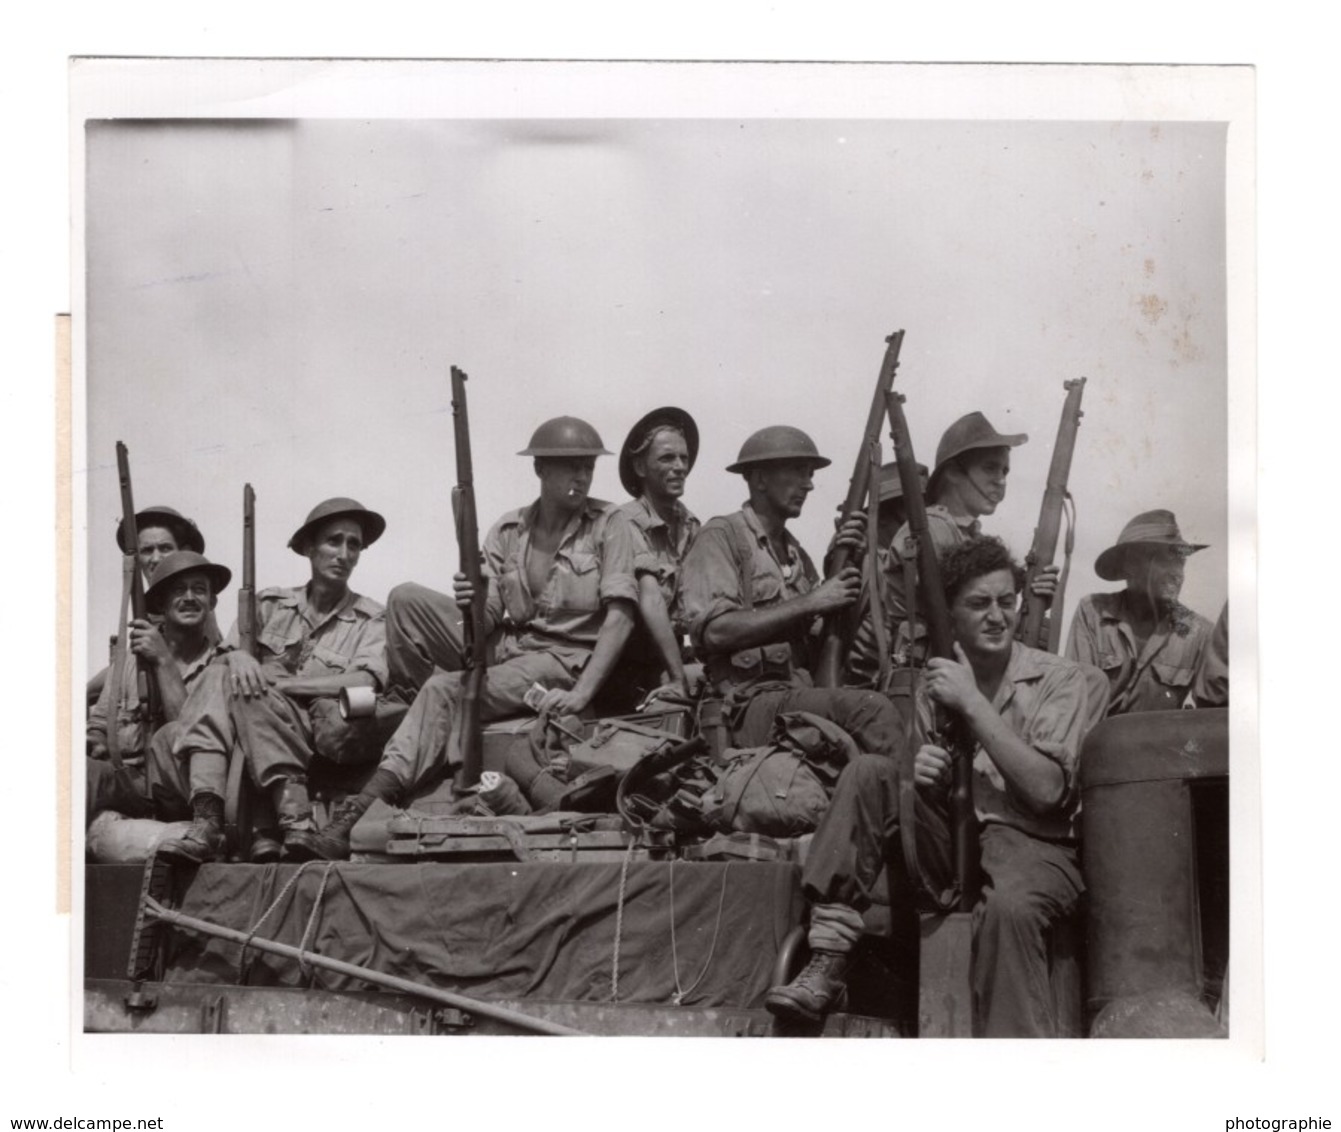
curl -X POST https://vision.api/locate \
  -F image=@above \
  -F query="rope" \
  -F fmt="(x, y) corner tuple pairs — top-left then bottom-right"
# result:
(237, 860), (333, 979)
(610, 835), (638, 1002)
(295, 862), (337, 980)
(668, 858), (731, 1006)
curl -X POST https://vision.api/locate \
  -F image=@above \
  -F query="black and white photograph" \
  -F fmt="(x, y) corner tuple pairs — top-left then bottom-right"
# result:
(10, 42), (1313, 1131)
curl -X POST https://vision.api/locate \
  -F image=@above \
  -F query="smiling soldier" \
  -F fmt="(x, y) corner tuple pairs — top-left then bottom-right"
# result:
(615, 406), (702, 702)
(1065, 509), (1213, 715)
(86, 550), (231, 824)
(158, 498), (388, 863)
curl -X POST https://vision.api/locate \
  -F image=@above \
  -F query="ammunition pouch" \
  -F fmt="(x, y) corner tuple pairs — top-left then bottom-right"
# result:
(705, 642), (796, 696)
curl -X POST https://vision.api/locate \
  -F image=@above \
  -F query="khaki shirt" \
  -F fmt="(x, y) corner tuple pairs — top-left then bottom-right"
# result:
(87, 639), (224, 756)
(680, 503), (819, 689)
(227, 585), (388, 690)
(617, 495), (701, 619)
(1192, 602), (1229, 708)
(918, 642), (1106, 842)
(484, 498), (639, 672)
(1065, 590), (1212, 716)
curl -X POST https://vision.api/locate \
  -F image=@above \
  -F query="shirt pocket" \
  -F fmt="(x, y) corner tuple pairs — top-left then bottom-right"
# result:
(553, 550), (602, 614)
(1150, 660), (1196, 691)
(308, 642), (351, 677)
(258, 623), (301, 671)
(748, 568), (783, 607)
(498, 564), (532, 624)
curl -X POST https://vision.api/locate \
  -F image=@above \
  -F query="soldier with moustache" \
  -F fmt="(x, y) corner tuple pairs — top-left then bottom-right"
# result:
(289, 417), (641, 861)
(615, 407), (702, 701)
(89, 505), (215, 709)
(158, 498), (388, 863)
(86, 550), (232, 824)
(1066, 509), (1214, 715)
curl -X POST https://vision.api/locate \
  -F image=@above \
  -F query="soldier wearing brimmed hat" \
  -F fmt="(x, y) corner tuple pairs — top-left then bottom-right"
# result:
(86, 550), (232, 825)
(679, 425), (907, 760)
(1065, 509), (1213, 716)
(159, 497), (388, 864)
(90, 504), (218, 710)
(855, 411), (1059, 676)
(294, 417), (642, 861)
(614, 406), (702, 700)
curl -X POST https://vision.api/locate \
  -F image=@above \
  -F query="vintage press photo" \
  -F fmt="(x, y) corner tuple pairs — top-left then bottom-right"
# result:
(69, 59), (1255, 1075)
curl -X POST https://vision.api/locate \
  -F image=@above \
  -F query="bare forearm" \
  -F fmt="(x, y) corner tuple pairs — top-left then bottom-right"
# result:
(571, 601), (636, 703)
(152, 664), (189, 721)
(703, 597), (818, 654)
(960, 695), (1065, 813)
(638, 577), (685, 682)
(273, 670), (376, 699)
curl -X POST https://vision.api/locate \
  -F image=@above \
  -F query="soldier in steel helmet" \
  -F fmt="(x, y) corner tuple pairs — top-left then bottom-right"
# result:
(291, 417), (641, 861)
(614, 406), (702, 702)
(158, 498), (388, 864)
(89, 504), (218, 709)
(1066, 509), (1214, 715)
(86, 550), (232, 825)
(679, 424), (908, 759)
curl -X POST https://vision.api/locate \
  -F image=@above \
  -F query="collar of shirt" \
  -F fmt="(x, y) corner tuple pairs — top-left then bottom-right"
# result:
(1098, 590), (1197, 633)
(989, 641), (1053, 713)
(631, 494), (692, 533)
(272, 584), (369, 631)
(925, 503), (982, 539)
(740, 501), (805, 573)
(506, 496), (610, 545)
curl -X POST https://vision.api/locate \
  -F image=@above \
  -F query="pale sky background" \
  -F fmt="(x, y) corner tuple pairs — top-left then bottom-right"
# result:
(83, 115), (1227, 663)
(10, 54), (1292, 1128)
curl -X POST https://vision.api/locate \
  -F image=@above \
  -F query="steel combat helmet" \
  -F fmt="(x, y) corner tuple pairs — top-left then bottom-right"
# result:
(288, 498), (387, 554)
(517, 417), (612, 458)
(726, 425), (832, 474)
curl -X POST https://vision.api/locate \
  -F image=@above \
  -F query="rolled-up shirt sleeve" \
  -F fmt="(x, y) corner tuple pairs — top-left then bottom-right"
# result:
(1016, 663), (1091, 811)
(596, 508), (639, 606)
(680, 521), (744, 651)
(480, 517), (510, 630)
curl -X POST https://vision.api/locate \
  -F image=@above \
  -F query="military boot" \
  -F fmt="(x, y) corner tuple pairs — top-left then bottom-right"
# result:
(763, 950), (852, 1024)
(248, 829), (283, 864)
(282, 793), (372, 862)
(157, 793), (227, 864)
(270, 779), (318, 861)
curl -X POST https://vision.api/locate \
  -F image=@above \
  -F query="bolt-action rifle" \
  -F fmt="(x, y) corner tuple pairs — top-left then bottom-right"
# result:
(885, 391), (978, 911)
(451, 365), (488, 789)
(814, 330), (905, 688)
(1018, 377), (1086, 653)
(238, 484), (258, 658)
(113, 442), (160, 730)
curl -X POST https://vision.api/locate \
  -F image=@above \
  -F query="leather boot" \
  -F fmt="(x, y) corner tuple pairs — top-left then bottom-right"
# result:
(764, 950), (852, 1024)
(249, 829), (283, 864)
(282, 793), (373, 862)
(272, 778), (317, 859)
(158, 793), (227, 864)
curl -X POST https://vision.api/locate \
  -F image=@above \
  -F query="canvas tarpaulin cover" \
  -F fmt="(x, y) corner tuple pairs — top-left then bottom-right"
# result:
(163, 860), (804, 1008)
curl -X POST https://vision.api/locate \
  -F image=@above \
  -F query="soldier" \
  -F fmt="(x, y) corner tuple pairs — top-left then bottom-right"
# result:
(288, 417), (640, 861)
(158, 498), (388, 864)
(89, 505), (213, 708)
(848, 411), (1056, 682)
(1065, 509), (1214, 715)
(765, 536), (1108, 1036)
(678, 425), (906, 757)
(615, 406), (702, 700)
(86, 550), (231, 824)
(1192, 602), (1229, 708)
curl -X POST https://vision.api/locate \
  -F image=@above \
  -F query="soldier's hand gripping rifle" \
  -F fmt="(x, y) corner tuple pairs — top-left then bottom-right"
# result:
(885, 391), (978, 911)
(1018, 377), (1086, 653)
(815, 330), (905, 688)
(112, 442), (160, 735)
(451, 365), (488, 789)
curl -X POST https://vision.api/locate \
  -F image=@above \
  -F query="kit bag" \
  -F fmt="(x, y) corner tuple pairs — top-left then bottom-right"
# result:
(701, 711), (859, 837)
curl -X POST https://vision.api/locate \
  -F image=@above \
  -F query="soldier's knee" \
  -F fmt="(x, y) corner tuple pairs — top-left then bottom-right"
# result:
(848, 752), (897, 785)
(978, 885), (1052, 937)
(388, 581), (433, 613)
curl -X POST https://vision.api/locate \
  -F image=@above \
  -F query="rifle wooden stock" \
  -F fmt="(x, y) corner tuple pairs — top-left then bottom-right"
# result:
(114, 441), (160, 723)
(884, 391), (978, 911)
(815, 329), (905, 687)
(451, 365), (488, 789)
(1018, 377), (1086, 652)
(238, 484), (258, 658)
